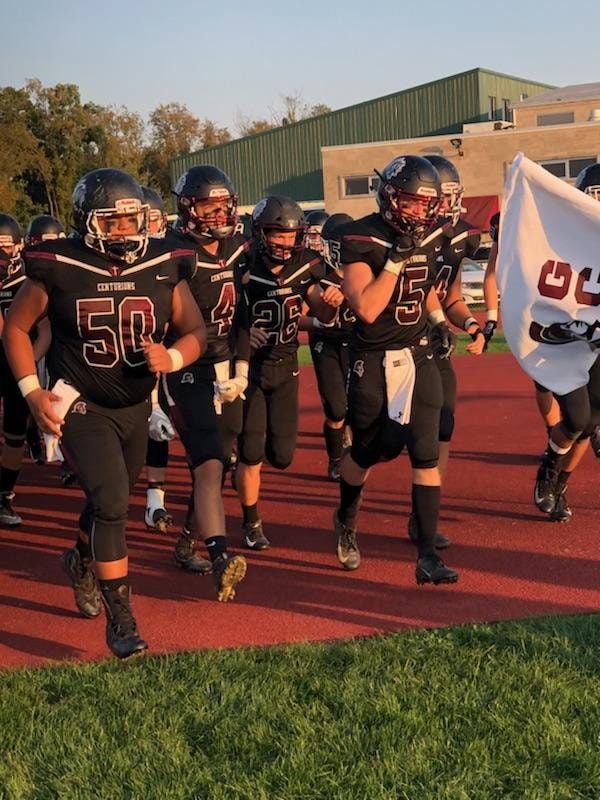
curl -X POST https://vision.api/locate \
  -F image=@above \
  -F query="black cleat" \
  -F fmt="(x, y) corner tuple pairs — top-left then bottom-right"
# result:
(534, 457), (557, 513)
(243, 520), (270, 550)
(333, 509), (361, 571)
(407, 513), (450, 550)
(101, 584), (148, 660)
(173, 530), (213, 574)
(212, 553), (247, 602)
(416, 554), (459, 585)
(549, 492), (573, 523)
(61, 547), (102, 618)
(0, 492), (22, 527)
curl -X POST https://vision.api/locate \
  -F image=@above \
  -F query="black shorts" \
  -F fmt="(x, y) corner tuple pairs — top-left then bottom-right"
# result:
(0, 348), (29, 439)
(435, 354), (457, 443)
(162, 361), (243, 469)
(347, 347), (442, 470)
(238, 356), (299, 469)
(556, 355), (600, 438)
(309, 333), (350, 422)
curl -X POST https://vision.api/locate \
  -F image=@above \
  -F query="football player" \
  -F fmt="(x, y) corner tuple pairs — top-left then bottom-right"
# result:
(164, 165), (249, 594)
(4, 168), (206, 659)
(0, 214), (51, 524)
(139, 186), (176, 534)
(533, 163), (600, 521)
(237, 195), (342, 549)
(331, 155), (459, 585)
(401, 155), (486, 548)
(23, 215), (67, 466)
(300, 213), (355, 480)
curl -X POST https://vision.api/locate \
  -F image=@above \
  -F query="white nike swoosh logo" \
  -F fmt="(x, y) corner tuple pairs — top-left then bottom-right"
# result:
(426, 354), (433, 359)
(292, 370), (299, 376)
(300, 278), (311, 284)
(156, 274), (170, 281)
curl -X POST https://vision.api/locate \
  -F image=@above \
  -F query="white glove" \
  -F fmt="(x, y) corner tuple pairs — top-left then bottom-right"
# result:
(214, 361), (249, 404)
(149, 405), (175, 441)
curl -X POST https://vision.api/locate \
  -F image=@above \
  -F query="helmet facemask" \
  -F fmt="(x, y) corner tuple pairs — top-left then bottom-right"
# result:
(440, 180), (465, 226)
(0, 235), (23, 276)
(258, 225), (306, 264)
(179, 191), (238, 241)
(583, 184), (600, 202)
(147, 209), (167, 238)
(305, 225), (324, 252)
(83, 198), (149, 264)
(378, 182), (442, 244)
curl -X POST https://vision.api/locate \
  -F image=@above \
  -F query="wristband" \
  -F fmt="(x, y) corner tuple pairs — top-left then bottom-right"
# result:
(166, 348), (184, 373)
(463, 316), (478, 332)
(383, 258), (404, 277)
(428, 309), (445, 326)
(18, 374), (41, 398)
(487, 309), (498, 322)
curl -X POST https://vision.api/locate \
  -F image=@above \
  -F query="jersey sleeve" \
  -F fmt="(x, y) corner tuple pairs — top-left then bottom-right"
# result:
(23, 248), (56, 292)
(308, 255), (326, 282)
(464, 229), (481, 259)
(166, 248), (196, 284)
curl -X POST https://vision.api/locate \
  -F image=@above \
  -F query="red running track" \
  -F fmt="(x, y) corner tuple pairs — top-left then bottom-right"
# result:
(1, 353), (599, 669)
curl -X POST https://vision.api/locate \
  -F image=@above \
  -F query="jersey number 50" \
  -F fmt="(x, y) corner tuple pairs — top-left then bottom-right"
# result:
(77, 296), (156, 368)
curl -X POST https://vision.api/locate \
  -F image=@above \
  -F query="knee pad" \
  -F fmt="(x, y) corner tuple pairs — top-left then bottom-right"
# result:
(4, 435), (25, 449)
(90, 518), (128, 562)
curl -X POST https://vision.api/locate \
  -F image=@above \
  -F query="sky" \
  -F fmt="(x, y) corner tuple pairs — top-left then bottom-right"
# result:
(2, 0), (599, 134)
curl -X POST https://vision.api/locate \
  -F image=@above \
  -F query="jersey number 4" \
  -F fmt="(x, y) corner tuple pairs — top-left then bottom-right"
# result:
(77, 296), (156, 368)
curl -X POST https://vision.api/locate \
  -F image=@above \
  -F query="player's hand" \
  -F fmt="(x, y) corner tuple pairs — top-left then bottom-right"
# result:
(215, 376), (248, 404)
(149, 405), (175, 441)
(389, 235), (415, 262)
(466, 329), (486, 356)
(250, 326), (269, 350)
(431, 322), (456, 359)
(142, 342), (172, 374)
(483, 320), (497, 350)
(321, 285), (345, 308)
(27, 388), (64, 437)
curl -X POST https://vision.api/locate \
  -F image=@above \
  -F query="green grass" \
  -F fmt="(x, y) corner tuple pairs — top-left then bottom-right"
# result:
(2, 614), (600, 799)
(298, 333), (509, 365)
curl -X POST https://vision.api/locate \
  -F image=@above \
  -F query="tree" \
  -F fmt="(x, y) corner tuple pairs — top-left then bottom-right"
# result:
(143, 102), (204, 196)
(235, 112), (274, 137)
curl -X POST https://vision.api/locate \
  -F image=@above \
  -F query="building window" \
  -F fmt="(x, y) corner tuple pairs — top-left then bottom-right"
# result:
(343, 174), (380, 197)
(488, 96), (497, 120)
(537, 156), (597, 180)
(502, 99), (512, 122)
(537, 111), (575, 126)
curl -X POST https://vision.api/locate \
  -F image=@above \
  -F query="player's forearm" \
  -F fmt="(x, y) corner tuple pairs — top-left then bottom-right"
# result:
(169, 328), (206, 369)
(347, 271), (398, 324)
(3, 324), (37, 380)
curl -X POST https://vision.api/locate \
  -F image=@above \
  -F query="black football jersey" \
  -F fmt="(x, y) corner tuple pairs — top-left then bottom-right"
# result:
(246, 245), (325, 362)
(433, 218), (481, 305)
(25, 238), (195, 408)
(0, 259), (26, 320)
(335, 213), (444, 351)
(165, 231), (249, 365)
(313, 267), (356, 340)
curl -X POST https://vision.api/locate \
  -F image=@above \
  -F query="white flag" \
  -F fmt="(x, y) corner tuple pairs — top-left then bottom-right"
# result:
(497, 153), (600, 395)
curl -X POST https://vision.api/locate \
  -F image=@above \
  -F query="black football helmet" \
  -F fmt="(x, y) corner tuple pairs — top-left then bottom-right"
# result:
(251, 195), (307, 263)
(375, 155), (442, 243)
(320, 213), (353, 269)
(0, 213), (24, 274)
(25, 215), (66, 247)
(72, 168), (148, 264)
(424, 155), (464, 225)
(142, 186), (167, 238)
(575, 163), (600, 201)
(304, 209), (330, 251)
(173, 165), (237, 241)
